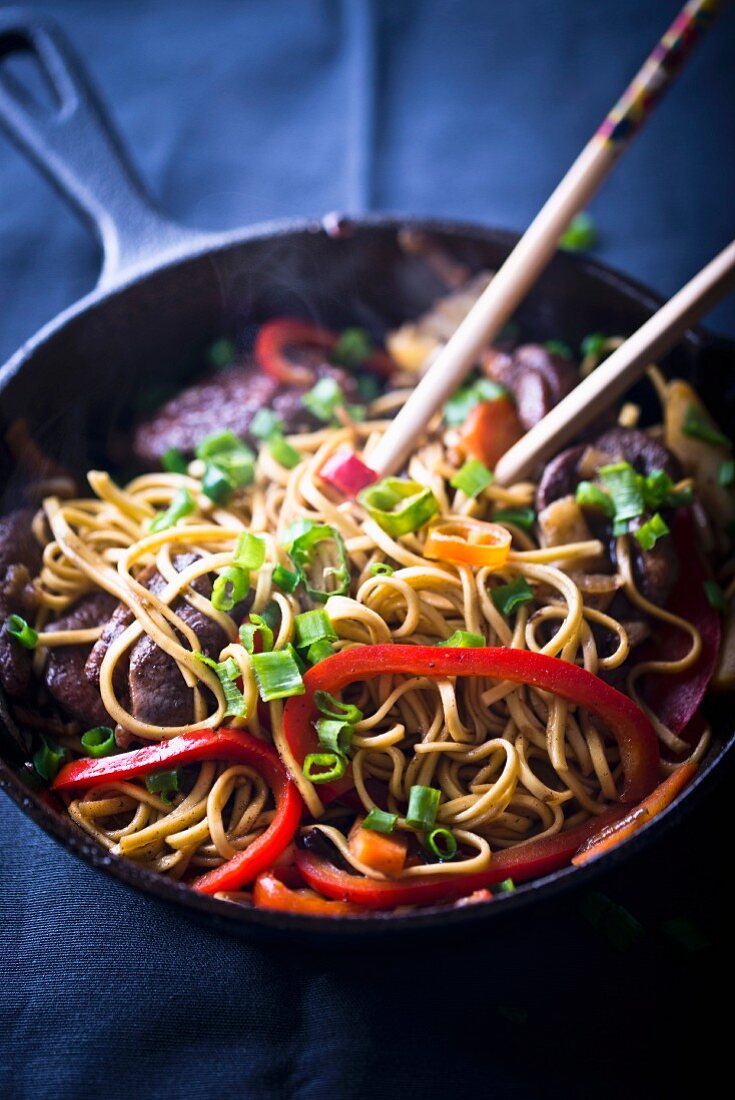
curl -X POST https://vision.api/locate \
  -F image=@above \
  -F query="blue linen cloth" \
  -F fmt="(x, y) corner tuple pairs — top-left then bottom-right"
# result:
(1, 2), (733, 1097)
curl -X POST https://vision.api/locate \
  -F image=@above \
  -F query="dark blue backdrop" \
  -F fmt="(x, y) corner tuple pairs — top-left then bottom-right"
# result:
(1, 2), (733, 1097)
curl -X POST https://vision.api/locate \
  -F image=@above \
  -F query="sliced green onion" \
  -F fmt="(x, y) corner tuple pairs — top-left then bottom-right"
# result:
(212, 566), (249, 612)
(316, 718), (354, 756)
(559, 211), (597, 252)
(306, 639), (336, 664)
(194, 653), (248, 717)
(333, 326), (374, 368)
(302, 377), (344, 422)
(491, 576), (534, 616)
(195, 430), (243, 462)
(281, 517), (317, 549)
(599, 462), (644, 523)
(369, 562), (394, 576)
(272, 564), (300, 593)
(33, 735), (65, 781)
(406, 785), (441, 831)
(149, 487), (195, 532)
(267, 434), (302, 469)
(425, 826), (457, 861)
(640, 470), (693, 510)
(362, 807), (398, 834)
(443, 377), (506, 427)
(234, 531), (266, 571)
(580, 333), (607, 359)
(201, 464), (234, 504)
(258, 600), (281, 634)
(441, 630), (485, 648)
(346, 404), (367, 422)
(81, 726), (116, 758)
(314, 690), (362, 725)
(161, 447), (188, 474)
(294, 609), (337, 649)
(634, 513), (670, 552)
(492, 507), (536, 530)
(249, 408), (284, 440)
(719, 459), (735, 487)
(250, 648), (305, 701)
(359, 477), (439, 537)
(450, 458), (494, 498)
(580, 890), (645, 953)
(6, 614), (38, 649)
(497, 878), (516, 893)
(145, 767), (182, 805)
(704, 580), (726, 611)
(544, 340), (572, 360)
(303, 752), (347, 783)
(612, 518), (629, 537)
(196, 431), (255, 488)
(289, 524), (351, 601)
(682, 405), (730, 448)
(239, 613), (274, 655)
(206, 337), (236, 370)
(575, 481), (614, 517)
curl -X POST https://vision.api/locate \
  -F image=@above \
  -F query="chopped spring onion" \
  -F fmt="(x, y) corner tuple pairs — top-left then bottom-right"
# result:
(612, 518), (629, 537)
(497, 878), (516, 893)
(641, 469), (694, 510)
(306, 639), (336, 664)
(316, 718), (354, 756)
(544, 340), (572, 360)
(234, 531), (266, 571)
(272, 564), (300, 593)
(575, 481), (614, 517)
(443, 377), (506, 427)
(302, 377), (344, 422)
(362, 807), (398, 834)
(682, 405), (730, 448)
(202, 464), (234, 504)
(249, 408), (284, 440)
(634, 513), (670, 552)
(212, 566), (250, 612)
(6, 614), (38, 649)
(492, 506), (536, 530)
(406, 785), (441, 831)
(258, 600), (281, 634)
(294, 609), (337, 650)
(441, 630), (485, 648)
(194, 653), (248, 717)
(161, 447), (188, 474)
(282, 517), (317, 549)
(145, 767), (182, 805)
(599, 462), (644, 523)
(425, 826), (457, 861)
(580, 333), (607, 359)
(303, 752), (347, 783)
(450, 458), (494, 498)
(559, 211), (597, 252)
(369, 562), (394, 576)
(33, 735), (65, 781)
(206, 337), (236, 370)
(491, 575), (534, 616)
(149, 487), (195, 532)
(239, 613), (274, 655)
(333, 326), (373, 368)
(347, 404), (367, 422)
(250, 648), (305, 701)
(580, 890), (645, 953)
(289, 524), (351, 601)
(267, 434), (302, 469)
(196, 430), (256, 489)
(80, 726), (116, 758)
(704, 580), (726, 612)
(314, 690), (363, 725)
(359, 477), (439, 537)
(195, 430), (245, 462)
(357, 374), (380, 402)
(719, 459), (735, 488)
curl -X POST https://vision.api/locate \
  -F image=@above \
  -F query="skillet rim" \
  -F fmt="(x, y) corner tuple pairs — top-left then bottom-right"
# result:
(0, 212), (731, 941)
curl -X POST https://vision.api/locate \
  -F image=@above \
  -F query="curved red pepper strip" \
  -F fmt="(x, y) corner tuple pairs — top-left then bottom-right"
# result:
(640, 512), (721, 737)
(283, 646), (660, 805)
(53, 728), (303, 895)
(294, 807), (627, 910)
(253, 867), (367, 916)
(255, 317), (394, 387)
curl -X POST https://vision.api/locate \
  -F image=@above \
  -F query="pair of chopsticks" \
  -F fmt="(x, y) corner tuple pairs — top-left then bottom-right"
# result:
(368, 0), (733, 486)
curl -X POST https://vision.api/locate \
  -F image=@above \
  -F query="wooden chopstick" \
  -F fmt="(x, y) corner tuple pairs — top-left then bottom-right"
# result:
(493, 240), (735, 486)
(369, 0), (724, 477)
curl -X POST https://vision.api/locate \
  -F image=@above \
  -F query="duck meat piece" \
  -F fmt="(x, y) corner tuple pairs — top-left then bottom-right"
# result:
(483, 344), (578, 431)
(0, 509), (43, 701)
(44, 591), (118, 726)
(133, 358), (360, 465)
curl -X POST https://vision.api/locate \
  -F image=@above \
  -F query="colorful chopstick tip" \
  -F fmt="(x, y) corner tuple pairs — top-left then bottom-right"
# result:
(319, 447), (378, 497)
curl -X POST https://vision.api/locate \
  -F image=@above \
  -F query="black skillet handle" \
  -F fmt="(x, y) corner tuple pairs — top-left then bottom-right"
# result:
(0, 9), (215, 288)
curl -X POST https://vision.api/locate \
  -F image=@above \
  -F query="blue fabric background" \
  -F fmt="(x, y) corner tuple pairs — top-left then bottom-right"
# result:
(1, 2), (733, 1097)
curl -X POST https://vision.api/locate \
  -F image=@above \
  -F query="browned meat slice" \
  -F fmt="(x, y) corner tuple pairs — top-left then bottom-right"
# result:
(133, 358), (360, 465)
(85, 562), (158, 690)
(44, 591), (118, 726)
(483, 344), (578, 431)
(0, 508), (42, 574)
(536, 445), (586, 512)
(592, 427), (681, 480)
(623, 516), (680, 606)
(0, 509), (43, 701)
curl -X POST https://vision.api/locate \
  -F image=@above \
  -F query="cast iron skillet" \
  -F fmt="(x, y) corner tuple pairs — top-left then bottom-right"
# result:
(0, 10), (732, 943)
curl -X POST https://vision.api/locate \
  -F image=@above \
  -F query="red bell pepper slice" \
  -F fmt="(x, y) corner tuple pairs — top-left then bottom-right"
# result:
(640, 512), (721, 737)
(53, 728), (303, 895)
(294, 807), (627, 910)
(255, 317), (393, 387)
(284, 645), (660, 805)
(253, 866), (367, 916)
